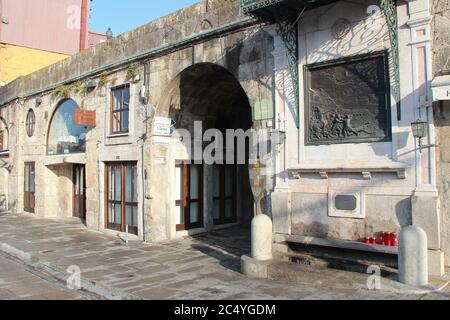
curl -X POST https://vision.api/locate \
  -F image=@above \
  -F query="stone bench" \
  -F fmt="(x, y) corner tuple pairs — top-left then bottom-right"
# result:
(286, 235), (399, 256)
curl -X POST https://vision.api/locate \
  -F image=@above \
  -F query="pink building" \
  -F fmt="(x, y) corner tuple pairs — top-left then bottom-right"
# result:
(0, 0), (105, 54)
(0, 0), (106, 84)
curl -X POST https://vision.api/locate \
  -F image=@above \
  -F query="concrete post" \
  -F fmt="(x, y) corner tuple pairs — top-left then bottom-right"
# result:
(398, 226), (429, 287)
(251, 214), (273, 261)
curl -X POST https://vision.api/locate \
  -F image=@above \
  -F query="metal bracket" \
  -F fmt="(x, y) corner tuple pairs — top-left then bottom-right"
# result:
(276, 20), (300, 128)
(381, 0), (402, 121)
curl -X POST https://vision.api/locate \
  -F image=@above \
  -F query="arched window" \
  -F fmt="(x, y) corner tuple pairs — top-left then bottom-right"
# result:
(47, 99), (87, 155)
(26, 109), (35, 138)
(0, 117), (8, 151)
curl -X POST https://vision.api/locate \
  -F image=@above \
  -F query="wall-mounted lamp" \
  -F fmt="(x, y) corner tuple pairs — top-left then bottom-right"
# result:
(411, 118), (437, 153)
(35, 97), (42, 107)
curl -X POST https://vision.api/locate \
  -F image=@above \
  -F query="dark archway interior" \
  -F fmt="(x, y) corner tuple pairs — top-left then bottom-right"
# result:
(165, 63), (254, 227)
(167, 63), (253, 132)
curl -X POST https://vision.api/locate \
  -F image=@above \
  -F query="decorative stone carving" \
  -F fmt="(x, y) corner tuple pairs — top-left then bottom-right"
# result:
(331, 18), (352, 40)
(306, 52), (392, 145)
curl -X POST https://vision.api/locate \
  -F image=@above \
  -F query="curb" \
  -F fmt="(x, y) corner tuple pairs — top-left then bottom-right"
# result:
(241, 254), (446, 296)
(0, 243), (142, 300)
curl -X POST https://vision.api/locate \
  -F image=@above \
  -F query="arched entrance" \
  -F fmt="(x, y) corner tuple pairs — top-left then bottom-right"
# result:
(157, 63), (255, 237)
(45, 99), (87, 219)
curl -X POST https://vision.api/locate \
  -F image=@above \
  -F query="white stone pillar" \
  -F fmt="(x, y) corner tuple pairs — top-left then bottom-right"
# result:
(398, 225), (428, 287)
(251, 214), (273, 261)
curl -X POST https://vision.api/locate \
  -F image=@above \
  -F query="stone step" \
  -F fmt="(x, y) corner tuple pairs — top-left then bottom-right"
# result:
(274, 250), (398, 277)
(263, 258), (400, 290)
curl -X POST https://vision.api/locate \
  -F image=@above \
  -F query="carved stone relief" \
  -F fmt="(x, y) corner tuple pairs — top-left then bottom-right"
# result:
(306, 53), (391, 145)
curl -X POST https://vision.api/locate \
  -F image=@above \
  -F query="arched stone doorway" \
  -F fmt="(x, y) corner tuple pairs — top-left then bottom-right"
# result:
(151, 63), (255, 240)
(44, 99), (87, 219)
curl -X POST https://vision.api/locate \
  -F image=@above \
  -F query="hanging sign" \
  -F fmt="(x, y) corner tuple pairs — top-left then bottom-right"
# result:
(74, 110), (96, 127)
(154, 117), (174, 136)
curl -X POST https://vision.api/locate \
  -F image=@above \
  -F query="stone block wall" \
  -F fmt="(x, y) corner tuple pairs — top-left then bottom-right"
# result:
(432, 0), (450, 267)
(433, 101), (450, 266)
(432, 0), (450, 74)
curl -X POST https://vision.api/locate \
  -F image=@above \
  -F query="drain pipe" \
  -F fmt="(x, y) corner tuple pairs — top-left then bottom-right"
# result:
(96, 140), (102, 232)
(141, 136), (146, 242)
(140, 60), (151, 243)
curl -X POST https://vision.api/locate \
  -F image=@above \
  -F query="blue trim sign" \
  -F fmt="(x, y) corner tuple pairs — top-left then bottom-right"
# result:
(154, 117), (174, 136)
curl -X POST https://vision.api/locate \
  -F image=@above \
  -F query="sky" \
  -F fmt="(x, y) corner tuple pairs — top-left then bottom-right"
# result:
(90, 0), (200, 36)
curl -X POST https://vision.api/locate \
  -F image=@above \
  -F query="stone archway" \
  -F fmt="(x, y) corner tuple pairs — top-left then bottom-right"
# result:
(150, 63), (255, 240)
(44, 99), (87, 219)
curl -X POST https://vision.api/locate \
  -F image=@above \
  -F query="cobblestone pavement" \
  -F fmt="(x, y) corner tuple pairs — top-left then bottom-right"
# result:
(0, 253), (85, 300)
(0, 214), (449, 300)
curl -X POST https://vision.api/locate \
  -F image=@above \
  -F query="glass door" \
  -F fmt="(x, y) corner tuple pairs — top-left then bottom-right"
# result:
(175, 162), (203, 231)
(106, 162), (138, 235)
(213, 165), (237, 225)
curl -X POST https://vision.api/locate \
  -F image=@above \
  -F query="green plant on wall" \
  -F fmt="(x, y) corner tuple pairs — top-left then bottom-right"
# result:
(98, 71), (110, 87)
(51, 84), (72, 100)
(74, 81), (89, 96)
(126, 64), (139, 80)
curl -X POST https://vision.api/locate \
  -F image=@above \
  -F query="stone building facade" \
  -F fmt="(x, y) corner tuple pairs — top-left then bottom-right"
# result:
(431, 0), (450, 267)
(0, 0), (447, 275)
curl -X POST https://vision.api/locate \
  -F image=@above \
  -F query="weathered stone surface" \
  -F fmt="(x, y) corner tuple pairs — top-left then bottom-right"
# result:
(412, 194), (441, 250)
(433, 102), (450, 268)
(271, 192), (290, 234)
(428, 249), (446, 277)
(291, 193), (410, 241)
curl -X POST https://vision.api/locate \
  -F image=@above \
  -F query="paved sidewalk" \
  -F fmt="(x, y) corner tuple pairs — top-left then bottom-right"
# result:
(0, 214), (449, 300)
(0, 253), (85, 300)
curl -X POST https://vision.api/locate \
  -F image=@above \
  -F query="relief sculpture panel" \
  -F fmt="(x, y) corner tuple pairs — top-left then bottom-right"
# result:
(305, 52), (391, 145)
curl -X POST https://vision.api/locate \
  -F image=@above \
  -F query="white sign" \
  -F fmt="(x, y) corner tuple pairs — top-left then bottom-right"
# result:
(154, 117), (174, 136)
(433, 87), (450, 101)
(153, 136), (171, 145)
(154, 156), (167, 165)
(432, 75), (450, 101)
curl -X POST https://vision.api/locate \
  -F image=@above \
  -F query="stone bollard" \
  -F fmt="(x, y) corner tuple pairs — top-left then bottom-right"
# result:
(251, 214), (273, 261)
(398, 226), (428, 287)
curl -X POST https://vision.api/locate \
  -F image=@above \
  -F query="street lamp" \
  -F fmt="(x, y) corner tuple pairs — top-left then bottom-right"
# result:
(411, 118), (437, 153)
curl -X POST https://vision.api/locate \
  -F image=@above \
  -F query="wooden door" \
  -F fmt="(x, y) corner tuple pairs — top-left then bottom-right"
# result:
(24, 162), (35, 213)
(105, 162), (138, 235)
(73, 164), (86, 219)
(175, 162), (203, 231)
